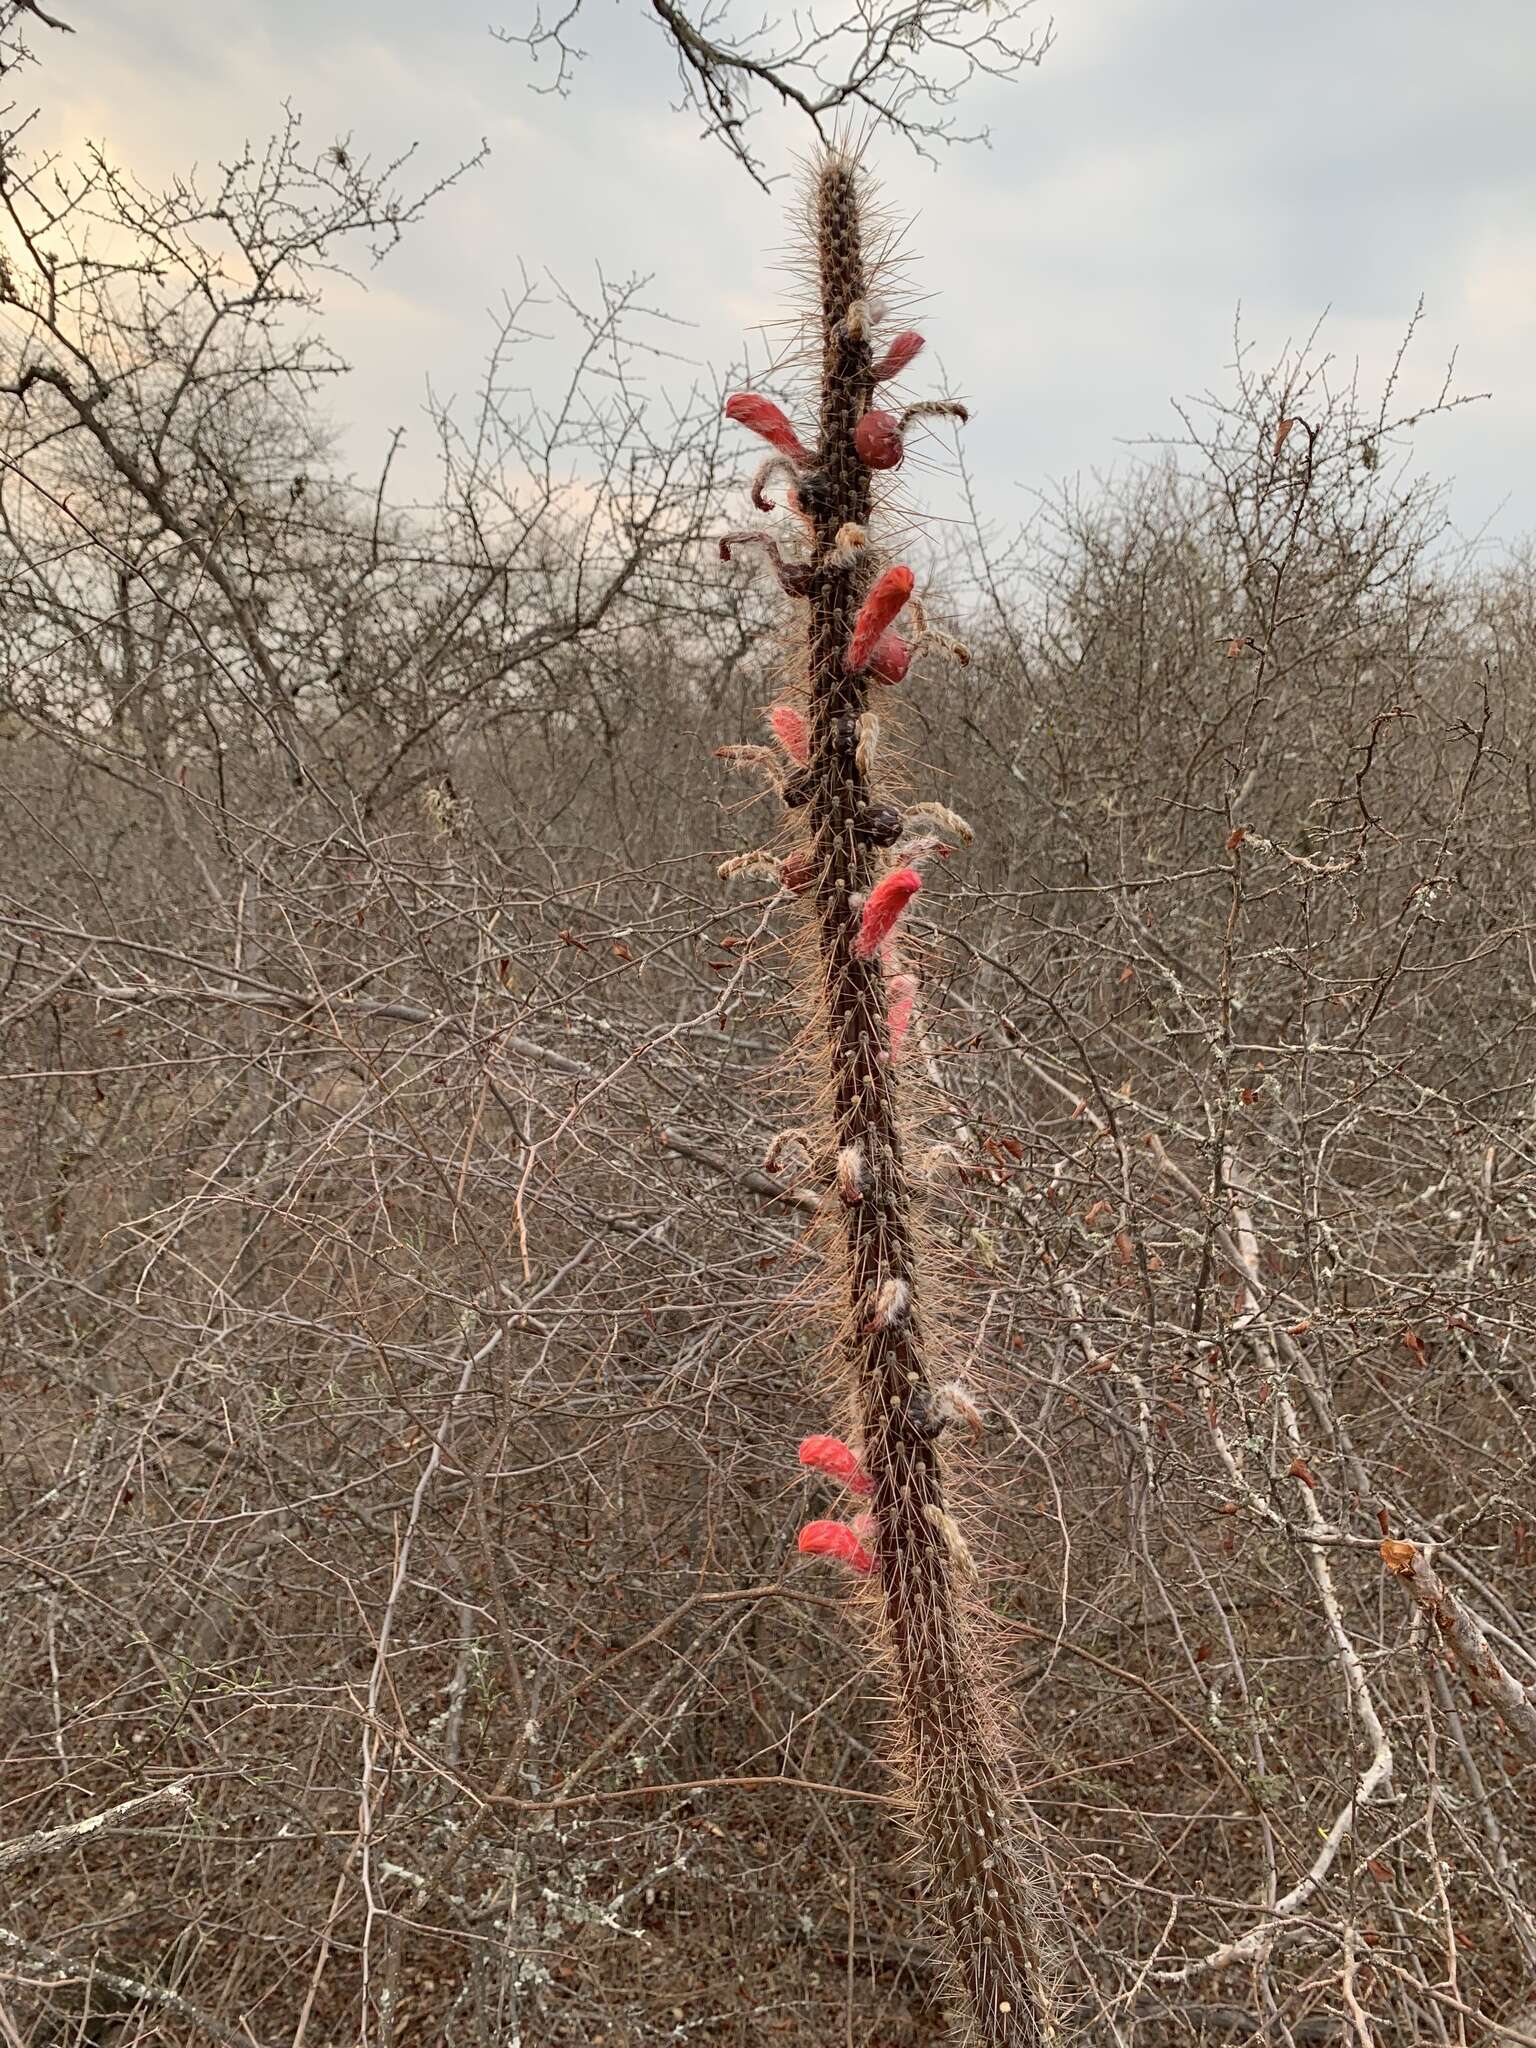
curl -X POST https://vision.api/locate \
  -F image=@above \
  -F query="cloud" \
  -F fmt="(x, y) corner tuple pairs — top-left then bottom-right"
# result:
(18, 0), (1535, 542)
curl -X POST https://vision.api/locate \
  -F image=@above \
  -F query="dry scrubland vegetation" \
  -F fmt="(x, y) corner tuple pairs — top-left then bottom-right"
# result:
(5, 11), (1536, 2046)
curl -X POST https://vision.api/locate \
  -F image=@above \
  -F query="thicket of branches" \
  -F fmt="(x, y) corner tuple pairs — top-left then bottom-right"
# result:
(3, 43), (1536, 2048)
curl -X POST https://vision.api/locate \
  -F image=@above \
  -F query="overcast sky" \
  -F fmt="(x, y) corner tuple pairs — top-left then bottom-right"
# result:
(32, 0), (1536, 550)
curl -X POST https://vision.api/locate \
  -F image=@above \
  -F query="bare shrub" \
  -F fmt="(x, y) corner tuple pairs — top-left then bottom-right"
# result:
(1, 70), (1534, 2048)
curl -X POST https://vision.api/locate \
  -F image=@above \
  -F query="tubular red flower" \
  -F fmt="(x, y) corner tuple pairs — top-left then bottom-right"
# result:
(724, 393), (811, 465)
(768, 703), (809, 764)
(797, 1519), (874, 1575)
(870, 329), (925, 382)
(846, 566), (915, 673)
(799, 1434), (873, 1496)
(866, 630), (911, 686)
(853, 409), (904, 470)
(856, 866), (921, 958)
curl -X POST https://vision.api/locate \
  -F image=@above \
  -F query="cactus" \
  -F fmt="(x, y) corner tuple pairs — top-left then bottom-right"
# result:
(717, 150), (1061, 2047)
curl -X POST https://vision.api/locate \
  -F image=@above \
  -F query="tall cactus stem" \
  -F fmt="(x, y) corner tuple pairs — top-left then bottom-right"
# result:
(727, 148), (1064, 2047)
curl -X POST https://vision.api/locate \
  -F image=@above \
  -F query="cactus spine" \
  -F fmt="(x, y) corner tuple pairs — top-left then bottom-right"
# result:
(720, 152), (1060, 2047)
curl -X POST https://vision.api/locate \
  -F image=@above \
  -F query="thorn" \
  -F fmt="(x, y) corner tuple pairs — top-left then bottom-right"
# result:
(713, 743), (783, 790)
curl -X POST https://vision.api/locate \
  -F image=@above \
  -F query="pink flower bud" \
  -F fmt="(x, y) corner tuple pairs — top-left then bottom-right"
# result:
(856, 866), (921, 958)
(853, 409), (904, 470)
(768, 703), (809, 764)
(846, 567), (915, 673)
(797, 1519), (874, 1575)
(799, 1434), (873, 1496)
(871, 330), (925, 382)
(725, 393), (811, 466)
(866, 630), (911, 686)
(886, 971), (917, 1057)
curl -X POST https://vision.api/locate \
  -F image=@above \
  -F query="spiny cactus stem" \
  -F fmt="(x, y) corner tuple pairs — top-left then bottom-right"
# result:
(798, 151), (1055, 2048)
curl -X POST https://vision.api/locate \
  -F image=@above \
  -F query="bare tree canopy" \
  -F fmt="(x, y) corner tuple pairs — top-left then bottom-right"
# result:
(496, 0), (1054, 186)
(2, 16), (1536, 2048)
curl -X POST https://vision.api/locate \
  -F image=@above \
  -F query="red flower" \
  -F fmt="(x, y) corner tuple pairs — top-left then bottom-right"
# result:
(799, 1434), (873, 1495)
(856, 867), (921, 958)
(870, 330), (925, 382)
(847, 566), (915, 672)
(768, 703), (810, 764)
(724, 393), (811, 465)
(797, 1519), (874, 1574)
